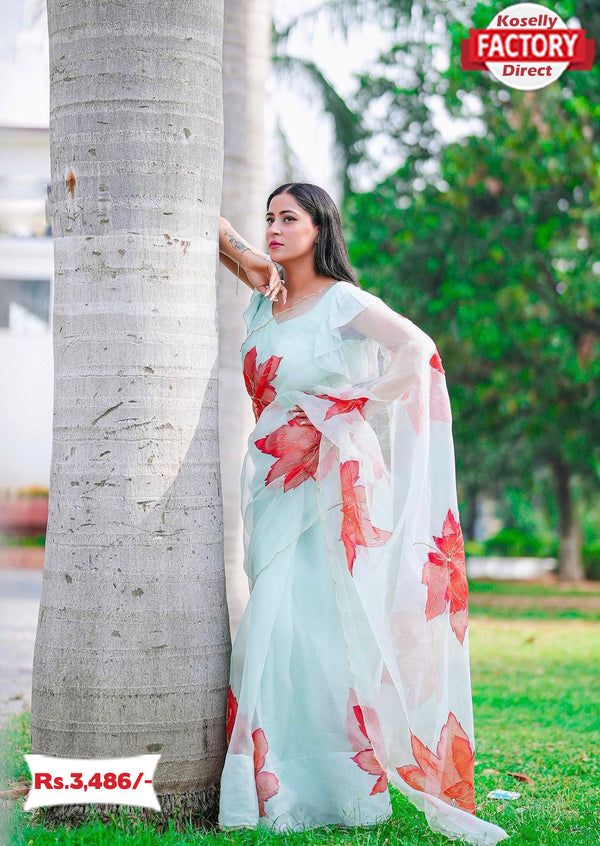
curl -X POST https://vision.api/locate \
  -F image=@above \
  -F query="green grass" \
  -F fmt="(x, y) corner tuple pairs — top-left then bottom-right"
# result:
(468, 618), (599, 843)
(2, 584), (599, 844)
(468, 580), (600, 599)
(467, 579), (600, 621)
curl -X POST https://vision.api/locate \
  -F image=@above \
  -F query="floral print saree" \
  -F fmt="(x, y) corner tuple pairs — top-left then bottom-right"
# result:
(218, 281), (508, 845)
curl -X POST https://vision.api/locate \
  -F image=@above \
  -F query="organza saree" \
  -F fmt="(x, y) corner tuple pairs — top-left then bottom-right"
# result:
(218, 281), (509, 844)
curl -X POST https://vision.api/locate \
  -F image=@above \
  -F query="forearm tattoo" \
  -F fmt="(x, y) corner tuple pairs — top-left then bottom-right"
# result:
(222, 222), (251, 257)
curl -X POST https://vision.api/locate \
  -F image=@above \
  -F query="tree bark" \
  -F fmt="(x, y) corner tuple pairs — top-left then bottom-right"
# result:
(219, 0), (270, 643)
(33, 0), (227, 820)
(462, 484), (478, 542)
(551, 458), (585, 582)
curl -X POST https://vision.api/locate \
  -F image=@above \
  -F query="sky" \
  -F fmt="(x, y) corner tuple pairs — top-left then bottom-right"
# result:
(266, 0), (483, 205)
(0, 0), (478, 207)
(0, 0), (48, 128)
(266, 0), (388, 202)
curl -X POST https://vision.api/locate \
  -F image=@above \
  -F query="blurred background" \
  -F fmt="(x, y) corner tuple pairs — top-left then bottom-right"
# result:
(0, 0), (599, 709)
(0, 4), (599, 841)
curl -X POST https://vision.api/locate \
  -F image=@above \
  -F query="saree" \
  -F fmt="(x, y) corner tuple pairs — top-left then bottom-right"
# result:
(218, 281), (509, 844)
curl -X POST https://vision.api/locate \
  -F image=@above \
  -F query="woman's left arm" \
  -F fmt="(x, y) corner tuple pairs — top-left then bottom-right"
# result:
(350, 300), (437, 406)
(324, 298), (443, 426)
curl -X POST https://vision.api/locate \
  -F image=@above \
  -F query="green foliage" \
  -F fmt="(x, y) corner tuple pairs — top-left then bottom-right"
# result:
(465, 539), (486, 556)
(468, 531), (599, 579)
(0, 533), (45, 547)
(583, 544), (600, 580)
(338, 0), (600, 567)
(483, 529), (557, 558)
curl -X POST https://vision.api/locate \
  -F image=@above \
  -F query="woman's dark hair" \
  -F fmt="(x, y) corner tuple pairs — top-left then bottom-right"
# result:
(266, 183), (361, 288)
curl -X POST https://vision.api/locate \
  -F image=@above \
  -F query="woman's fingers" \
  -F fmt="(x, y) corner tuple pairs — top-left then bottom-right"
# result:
(273, 276), (286, 303)
(264, 266), (285, 301)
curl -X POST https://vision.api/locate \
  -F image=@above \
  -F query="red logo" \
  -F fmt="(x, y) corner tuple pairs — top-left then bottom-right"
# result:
(461, 2), (595, 90)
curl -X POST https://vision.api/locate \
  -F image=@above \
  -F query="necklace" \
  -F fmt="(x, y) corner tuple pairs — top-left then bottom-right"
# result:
(272, 282), (337, 319)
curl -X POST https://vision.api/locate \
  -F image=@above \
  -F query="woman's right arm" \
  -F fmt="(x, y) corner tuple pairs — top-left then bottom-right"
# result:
(218, 217), (256, 290)
(219, 217), (286, 302)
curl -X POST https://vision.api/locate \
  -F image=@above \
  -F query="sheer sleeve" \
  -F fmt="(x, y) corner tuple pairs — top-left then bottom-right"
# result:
(342, 299), (438, 409)
(321, 292), (450, 433)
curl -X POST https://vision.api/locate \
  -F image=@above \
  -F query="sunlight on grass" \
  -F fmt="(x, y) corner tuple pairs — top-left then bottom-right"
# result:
(1, 589), (599, 845)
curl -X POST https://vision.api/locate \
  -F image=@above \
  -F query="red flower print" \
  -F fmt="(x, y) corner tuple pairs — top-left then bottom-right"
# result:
(429, 376), (452, 423)
(402, 384), (426, 435)
(348, 430), (390, 483)
(340, 460), (392, 575)
(316, 393), (370, 421)
(252, 728), (279, 817)
(429, 349), (451, 423)
(317, 440), (338, 481)
(404, 348), (451, 432)
(255, 418), (322, 491)
(243, 346), (282, 422)
(226, 686), (253, 755)
(396, 711), (475, 814)
(352, 748), (389, 796)
(345, 688), (388, 795)
(226, 685), (238, 746)
(387, 608), (440, 707)
(421, 508), (468, 644)
(430, 348), (445, 373)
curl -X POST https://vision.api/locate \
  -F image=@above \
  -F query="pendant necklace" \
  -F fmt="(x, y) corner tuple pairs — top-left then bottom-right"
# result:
(272, 282), (336, 319)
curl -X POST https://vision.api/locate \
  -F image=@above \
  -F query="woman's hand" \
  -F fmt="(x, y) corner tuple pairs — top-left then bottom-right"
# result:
(242, 251), (287, 303)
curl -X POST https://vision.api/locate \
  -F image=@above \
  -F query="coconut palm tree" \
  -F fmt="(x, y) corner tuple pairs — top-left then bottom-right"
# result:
(218, 0), (270, 642)
(32, 0), (228, 823)
(270, 27), (369, 198)
(269, 0), (472, 198)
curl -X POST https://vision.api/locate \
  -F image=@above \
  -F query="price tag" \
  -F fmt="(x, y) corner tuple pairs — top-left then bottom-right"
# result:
(22, 754), (161, 811)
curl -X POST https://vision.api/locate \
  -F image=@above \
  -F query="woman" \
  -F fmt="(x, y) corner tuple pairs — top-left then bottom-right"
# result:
(216, 183), (509, 844)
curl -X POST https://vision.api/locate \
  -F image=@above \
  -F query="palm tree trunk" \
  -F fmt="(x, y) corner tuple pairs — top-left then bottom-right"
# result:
(551, 457), (585, 582)
(32, 0), (227, 824)
(219, 0), (270, 640)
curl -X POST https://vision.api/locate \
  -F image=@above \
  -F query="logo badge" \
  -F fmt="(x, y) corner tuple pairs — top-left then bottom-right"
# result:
(461, 2), (595, 90)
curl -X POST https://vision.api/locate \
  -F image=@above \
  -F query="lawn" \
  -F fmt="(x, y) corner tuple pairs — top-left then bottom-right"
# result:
(1, 581), (599, 844)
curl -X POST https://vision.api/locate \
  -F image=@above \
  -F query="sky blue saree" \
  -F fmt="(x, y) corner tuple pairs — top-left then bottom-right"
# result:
(218, 281), (508, 845)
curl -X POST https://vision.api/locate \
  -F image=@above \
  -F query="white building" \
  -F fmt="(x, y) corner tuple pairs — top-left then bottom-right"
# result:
(0, 0), (53, 492)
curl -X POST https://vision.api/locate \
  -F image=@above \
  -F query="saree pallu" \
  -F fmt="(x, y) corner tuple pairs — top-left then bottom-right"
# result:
(218, 281), (509, 845)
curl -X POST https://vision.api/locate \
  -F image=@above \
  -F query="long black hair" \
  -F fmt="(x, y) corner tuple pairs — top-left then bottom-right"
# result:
(266, 183), (361, 288)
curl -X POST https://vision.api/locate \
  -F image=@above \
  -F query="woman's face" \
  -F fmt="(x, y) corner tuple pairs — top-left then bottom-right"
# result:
(265, 193), (319, 264)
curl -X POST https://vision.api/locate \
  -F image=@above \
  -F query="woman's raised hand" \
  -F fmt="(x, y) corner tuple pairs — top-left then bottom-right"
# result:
(242, 251), (287, 303)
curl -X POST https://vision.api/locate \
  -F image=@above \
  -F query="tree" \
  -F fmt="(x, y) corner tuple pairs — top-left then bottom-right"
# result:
(269, 0), (467, 198)
(269, 3), (375, 197)
(343, 0), (600, 579)
(218, 0), (270, 641)
(32, 0), (228, 825)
